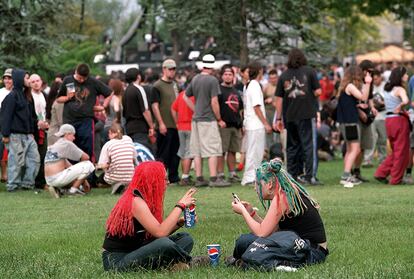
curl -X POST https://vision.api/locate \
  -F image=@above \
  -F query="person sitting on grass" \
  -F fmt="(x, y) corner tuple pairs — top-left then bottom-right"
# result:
(228, 158), (328, 270)
(102, 161), (198, 272)
(44, 124), (95, 198)
(96, 123), (137, 194)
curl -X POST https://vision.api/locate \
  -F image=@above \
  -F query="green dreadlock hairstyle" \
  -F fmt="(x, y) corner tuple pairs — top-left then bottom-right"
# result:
(255, 158), (319, 218)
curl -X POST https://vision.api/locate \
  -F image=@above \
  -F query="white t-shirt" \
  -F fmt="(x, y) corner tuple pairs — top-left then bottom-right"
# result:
(0, 87), (11, 109)
(32, 91), (47, 121)
(243, 80), (265, 131)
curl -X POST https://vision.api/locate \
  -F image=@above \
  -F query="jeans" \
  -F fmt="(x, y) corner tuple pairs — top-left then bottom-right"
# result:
(156, 128), (180, 183)
(45, 161), (95, 187)
(233, 233), (328, 266)
(286, 118), (315, 179)
(102, 232), (193, 272)
(130, 132), (152, 152)
(6, 133), (40, 191)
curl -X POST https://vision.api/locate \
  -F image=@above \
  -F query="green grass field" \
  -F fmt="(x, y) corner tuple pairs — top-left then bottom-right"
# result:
(1, 160), (413, 278)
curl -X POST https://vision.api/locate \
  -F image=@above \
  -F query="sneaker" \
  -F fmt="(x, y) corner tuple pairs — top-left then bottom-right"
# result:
(195, 177), (209, 187)
(68, 187), (85, 196)
(310, 177), (324, 186)
(225, 256), (244, 267)
(229, 174), (242, 183)
(374, 176), (389, 184)
(179, 177), (194, 186)
(402, 174), (413, 184)
(352, 169), (369, 182)
(340, 175), (362, 186)
(362, 161), (373, 168)
(209, 178), (231, 187)
(275, 265), (298, 272)
(48, 186), (61, 199)
(296, 175), (311, 185)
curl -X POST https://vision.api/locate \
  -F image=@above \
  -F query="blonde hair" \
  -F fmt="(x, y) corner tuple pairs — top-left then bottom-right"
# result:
(109, 123), (124, 140)
(338, 66), (363, 95)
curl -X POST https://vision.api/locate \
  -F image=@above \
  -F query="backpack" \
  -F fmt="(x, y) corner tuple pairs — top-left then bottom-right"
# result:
(241, 231), (311, 271)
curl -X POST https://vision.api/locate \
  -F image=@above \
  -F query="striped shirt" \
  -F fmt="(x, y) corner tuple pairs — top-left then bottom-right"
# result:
(99, 136), (137, 184)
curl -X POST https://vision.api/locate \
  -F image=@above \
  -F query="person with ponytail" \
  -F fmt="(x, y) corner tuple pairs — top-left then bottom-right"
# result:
(374, 67), (410, 185)
(228, 158), (328, 269)
(102, 161), (197, 271)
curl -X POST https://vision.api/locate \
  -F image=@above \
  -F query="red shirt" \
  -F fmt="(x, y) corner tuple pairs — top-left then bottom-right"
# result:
(319, 78), (334, 101)
(171, 91), (195, 131)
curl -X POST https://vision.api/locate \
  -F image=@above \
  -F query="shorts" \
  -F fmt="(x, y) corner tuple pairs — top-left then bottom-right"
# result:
(358, 121), (374, 150)
(177, 130), (192, 159)
(339, 123), (361, 143)
(189, 121), (222, 158)
(220, 127), (242, 153)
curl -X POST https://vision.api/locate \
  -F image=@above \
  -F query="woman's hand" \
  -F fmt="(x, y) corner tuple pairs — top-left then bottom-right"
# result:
(232, 199), (247, 215)
(178, 188), (197, 207)
(241, 201), (255, 215)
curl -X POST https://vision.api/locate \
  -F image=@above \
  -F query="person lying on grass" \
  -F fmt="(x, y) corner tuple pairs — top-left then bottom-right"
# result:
(229, 158), (328, 270)
(102, 161), (198, 272)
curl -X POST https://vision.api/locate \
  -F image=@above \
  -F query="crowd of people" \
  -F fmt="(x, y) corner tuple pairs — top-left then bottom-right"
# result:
(3, 47), (414, 272)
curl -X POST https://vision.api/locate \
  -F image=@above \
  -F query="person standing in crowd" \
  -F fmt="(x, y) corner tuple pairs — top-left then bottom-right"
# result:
(318, 71), (335, 108)
(151, 59), (180, 184)
(104, 78), (124, 141)
(0, 68), (13, 182)
(235, 66), (249, 172)
(263, 69), (278, 156)
(241, 61), (272, 185)
(363, 70), (387, 167)
(171, 80), (195, 186)
(352, 60), (377, 182)
(57, 63), (112, 164)
(274, 48), (322, 185)
(1, 69), (40, 192)
(123, 67), (155, 151)
(46, 81), (63, 146)
(217, 64), (243, 183)
(374, 67), (410, 185)
(30, 74), (49, 189)
(404, 73), (414, 183)
(102, 162), (197, 272)
(184, 54), (230, 187)
(45, 124), (94, 198)
(336, 66), (371, 186)
(97, 123), (137, 194)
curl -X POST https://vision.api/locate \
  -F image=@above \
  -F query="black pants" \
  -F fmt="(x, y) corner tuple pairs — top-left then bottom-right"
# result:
(156, 128), (180, 183)
(286, 119), (314, 179)
(102, 232), (193, 271)
(35, 137), (47, 188)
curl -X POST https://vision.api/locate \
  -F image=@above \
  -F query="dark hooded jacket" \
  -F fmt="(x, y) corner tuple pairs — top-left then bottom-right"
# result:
(1, 69), (38, 137)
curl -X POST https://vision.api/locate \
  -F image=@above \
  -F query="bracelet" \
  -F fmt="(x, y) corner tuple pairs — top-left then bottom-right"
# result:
(250, 210), (256, 217)
(276, 118), (282, 121)
(175, 203), (186, 211)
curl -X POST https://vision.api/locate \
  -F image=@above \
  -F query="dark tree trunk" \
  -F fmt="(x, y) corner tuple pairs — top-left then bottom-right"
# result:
(239, 0), (249, 65)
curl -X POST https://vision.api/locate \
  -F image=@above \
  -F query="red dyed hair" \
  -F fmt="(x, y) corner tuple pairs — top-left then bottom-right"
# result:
(106, 161), (166, 237)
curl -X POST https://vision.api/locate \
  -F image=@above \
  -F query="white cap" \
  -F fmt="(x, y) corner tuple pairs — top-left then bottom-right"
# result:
(201, 54), (215, 69)
(55, 124), (76, 137)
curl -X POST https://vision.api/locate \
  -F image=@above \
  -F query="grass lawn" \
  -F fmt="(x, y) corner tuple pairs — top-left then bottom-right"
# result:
(1, 159), (413, 278)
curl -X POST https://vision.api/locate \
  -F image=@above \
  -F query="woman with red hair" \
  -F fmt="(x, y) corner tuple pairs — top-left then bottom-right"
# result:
(102, 161), (197, 271)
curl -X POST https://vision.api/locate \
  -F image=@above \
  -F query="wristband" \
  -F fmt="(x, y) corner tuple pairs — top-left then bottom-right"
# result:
(276, 118), (282, 121)
(250, 210), (256, 217)
(175, 203), (186, 211)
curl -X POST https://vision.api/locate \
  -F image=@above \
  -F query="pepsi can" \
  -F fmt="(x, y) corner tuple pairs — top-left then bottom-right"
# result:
(184, 204), (196, 228)
(207, 244), (221, 266)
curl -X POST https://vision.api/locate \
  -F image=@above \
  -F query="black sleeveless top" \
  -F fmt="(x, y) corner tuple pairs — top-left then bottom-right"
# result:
(279, 196), (327, 244)
(103, 190), (154, 253)
(336, 90), (358, 124)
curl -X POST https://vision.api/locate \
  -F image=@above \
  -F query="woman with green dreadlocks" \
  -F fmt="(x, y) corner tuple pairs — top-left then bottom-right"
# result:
(228, 158), (328, 269)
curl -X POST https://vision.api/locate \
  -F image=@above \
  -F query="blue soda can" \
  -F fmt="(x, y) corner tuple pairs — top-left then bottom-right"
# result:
(207, 244), (221, 266)
(184, 204), (196, 228)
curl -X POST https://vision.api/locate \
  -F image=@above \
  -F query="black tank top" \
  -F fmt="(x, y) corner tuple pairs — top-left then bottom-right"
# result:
(279, 196), (327, 244)
(102, 190), (154, 253)
(337, 90), (358, 123)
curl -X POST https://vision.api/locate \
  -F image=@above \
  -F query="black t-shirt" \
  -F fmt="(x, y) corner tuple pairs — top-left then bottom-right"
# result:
(58, 76), (112, 123)
(122, 83), (150, 134)
(219, 85), (243, 128)
(103, 190), (154, 253)
(279, 196), (327, 245)
(275, 66), (320, 122)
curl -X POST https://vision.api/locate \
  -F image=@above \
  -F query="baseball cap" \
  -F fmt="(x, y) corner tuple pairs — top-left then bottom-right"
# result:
(2, 68), (12, 78)
(162, 59), (176, 69)
(55, 124), (76, 137)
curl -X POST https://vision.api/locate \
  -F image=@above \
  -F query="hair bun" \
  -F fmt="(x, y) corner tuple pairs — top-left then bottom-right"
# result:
(269, 158), (282, 174)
